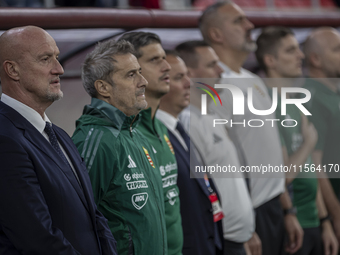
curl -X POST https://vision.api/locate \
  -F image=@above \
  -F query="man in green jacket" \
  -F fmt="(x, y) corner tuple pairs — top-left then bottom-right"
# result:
(72, 39), (167, 255)
(119, 32), (183, 255)
(256, 26), (338, 255)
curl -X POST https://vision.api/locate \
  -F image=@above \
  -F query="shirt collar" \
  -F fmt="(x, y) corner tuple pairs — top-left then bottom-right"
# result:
(156, 109), (178, 132)
(1, 93), (50, 134)
(219, 61), (247, 78)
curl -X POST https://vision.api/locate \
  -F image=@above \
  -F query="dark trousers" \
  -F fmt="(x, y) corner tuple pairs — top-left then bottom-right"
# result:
(224, 239), (246, 255)
(292, 227), (322, 255)
(255, 195), (285, 255)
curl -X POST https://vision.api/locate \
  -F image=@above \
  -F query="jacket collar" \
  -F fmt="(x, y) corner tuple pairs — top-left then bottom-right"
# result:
(140, 107), (158, 135)
(89, 98), (140, 131)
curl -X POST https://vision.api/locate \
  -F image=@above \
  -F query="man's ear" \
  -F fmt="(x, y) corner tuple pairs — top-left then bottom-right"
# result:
(209, 27), (223, 44)
(3, 61), (20, 81)
(187, 67), (195, 78)
(308, 53), (321, 69)
(94, 80), (111, 98)
(263, 54), (276, 70)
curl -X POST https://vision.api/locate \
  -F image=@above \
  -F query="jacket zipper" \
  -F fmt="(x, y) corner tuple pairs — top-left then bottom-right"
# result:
(129, 114), (138, 137)
(132, 134), (165, 254)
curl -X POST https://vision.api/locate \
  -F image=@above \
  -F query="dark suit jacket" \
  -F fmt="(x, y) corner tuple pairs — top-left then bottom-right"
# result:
(168, 130), (224, 255)
(0, 101), (117, 255)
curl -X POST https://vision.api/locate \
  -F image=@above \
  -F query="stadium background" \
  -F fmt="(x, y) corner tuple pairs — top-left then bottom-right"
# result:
(0, 0), (339, 135)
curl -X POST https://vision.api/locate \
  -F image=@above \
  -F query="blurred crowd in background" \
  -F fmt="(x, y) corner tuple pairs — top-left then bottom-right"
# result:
(1, 0), (340, 10)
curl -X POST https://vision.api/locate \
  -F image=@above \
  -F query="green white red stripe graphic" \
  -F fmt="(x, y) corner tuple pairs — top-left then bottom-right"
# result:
(196, 82), (222, 106)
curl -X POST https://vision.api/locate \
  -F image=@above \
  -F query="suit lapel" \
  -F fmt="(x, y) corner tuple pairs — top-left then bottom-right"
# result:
(24, 127), (90, 213)
(0, 102), (91, 213)
(168, 130), (210, 198)
(168, 131), (190, 168)
(53, 127), (91, 213)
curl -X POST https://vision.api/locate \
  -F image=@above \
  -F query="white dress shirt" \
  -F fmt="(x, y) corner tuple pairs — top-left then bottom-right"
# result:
(156, 109), (188, 151)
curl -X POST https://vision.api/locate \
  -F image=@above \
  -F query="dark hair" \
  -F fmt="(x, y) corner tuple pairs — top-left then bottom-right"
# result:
(164, 49), (179, 58)
(82, 39), (135, 98)
(119, 32), (161, 58)
(255, 26), (294, 74)
(199, 1), (232, 44)
(175, 40), (209, 68)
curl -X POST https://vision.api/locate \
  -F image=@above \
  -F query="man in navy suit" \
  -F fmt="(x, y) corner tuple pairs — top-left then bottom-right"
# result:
(156, 50), (224, 255)
(0, 26), (117, 254)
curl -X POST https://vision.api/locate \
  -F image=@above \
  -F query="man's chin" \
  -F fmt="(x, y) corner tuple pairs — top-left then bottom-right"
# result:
(156, 89), (170, 99)
(213, 78), (222, 85)
(46, 91), (63, 102)
(243, 42), (257, 53)
(137, 101), (148, 111)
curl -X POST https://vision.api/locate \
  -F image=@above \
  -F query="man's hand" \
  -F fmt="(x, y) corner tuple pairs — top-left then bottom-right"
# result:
(284, 214), (304, 254)
(246, 232), (262, 255)
(332, 216), (340, 245)
(322, 220), (339, 255)
(244, 242), (251, 255)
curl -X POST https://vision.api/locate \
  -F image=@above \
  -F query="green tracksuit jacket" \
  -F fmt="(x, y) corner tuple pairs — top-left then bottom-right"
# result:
(137, 108), (183, 255)
(72, 98), (167, 255)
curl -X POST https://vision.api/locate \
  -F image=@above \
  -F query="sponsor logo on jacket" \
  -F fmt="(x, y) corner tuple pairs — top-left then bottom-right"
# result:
(132, 192), (148, 210)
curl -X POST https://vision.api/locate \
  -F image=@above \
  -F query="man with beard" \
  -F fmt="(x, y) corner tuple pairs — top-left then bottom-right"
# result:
(0, 26), (117, 254)
(72, 39), (167, 255)
(303, 27), (340, 249)
(119, 32), (183, 255)
(199, 2), (302, 255)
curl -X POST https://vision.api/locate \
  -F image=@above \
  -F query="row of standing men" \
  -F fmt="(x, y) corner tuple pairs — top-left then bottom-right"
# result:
(1, 1), (340, 255)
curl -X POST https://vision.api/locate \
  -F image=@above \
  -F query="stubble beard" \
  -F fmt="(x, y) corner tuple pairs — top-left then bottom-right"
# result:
(46, 90), (63, 102)
(135, 88), (148, 111)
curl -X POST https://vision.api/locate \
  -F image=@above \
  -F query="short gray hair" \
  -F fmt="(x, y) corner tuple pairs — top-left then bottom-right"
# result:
(199, 1), (232, 44)
(82, 39), (136, 98)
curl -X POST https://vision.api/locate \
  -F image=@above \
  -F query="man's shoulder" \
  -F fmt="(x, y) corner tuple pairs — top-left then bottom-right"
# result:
(74, 119), (122, 138)
(0, 101), (21, 126)
(303, 79), (318, 91)
(133, 128), (157, 150)
(154, 117), (170, 134)
(221, 67), (266, 91)
(72, 123), (124, 158)
(0, 109), (26, 138)
(222, 66), (260, 78)
(0, 116), (23, 142)
(303, 79), (328, 94)
(302, 79), (329, 108)
(240, 68), (260, 78)
(0, 111), (13, 127)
